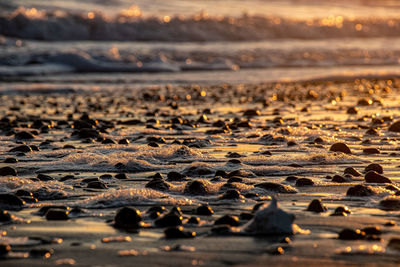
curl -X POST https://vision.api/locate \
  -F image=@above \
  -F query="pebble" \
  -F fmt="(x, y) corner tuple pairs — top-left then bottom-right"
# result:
(9, 145), (32, 153)
(363, 148), (380, 154)
(196, 205), (214, 216)
(14, 131), (34, 139)
(331, 206), (352, 217)
(0, 166), (17, 176)
(184, 180), (208, 195)
(306, 199), (328, 213)
(255, 182), (297, 193)
(344, 167), (361, 177)
(155, 213), (183, 227)
(346, 185), (377, 197)
(214, 215), (240, 226)
(0, 243), (11, 256)
(346, 107), (358, 114)
(145, 178), (171, 191)
(0, 209), (12, 222)
(388, 120), (400, 132)
(220, 189), (242, 200)
(379, 197), (400, 210)
(365, 163), (383, 174)
(331, 175), (349, 183)
(37, 173), (54, 181)
(114, 207), (143, 228)
(45, 208), (70, 220)
(0, 194), (25, 210)
(329, 142), (352, 154)
(167, 171), (184, 181)
(239, 212), (254, 220)
(164, 226), (196, 239)
(115, 173), (127, 179)
(387, 238), (400, 251)
(364, 171), (391, 183)
(87, 181), (108, 189)
(187, 217), (200, 224)
(338, 229), (365, 240)
(295, 178), (314, 186)
(285, 176), (298, 182)
(4, 158), (17, 163)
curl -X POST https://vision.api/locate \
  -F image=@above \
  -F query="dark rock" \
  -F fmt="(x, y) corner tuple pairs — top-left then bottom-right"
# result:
(164, 226), (196, 239)
(346, 185), (376, 197)
(255, 182), (297, 193)
(102, 138), (116, 144)
(344, 167), (361, 177)
(187, 216), (200, 224)
(184, 180), (208, 195)
(4, 158), (17, 164)
(0, 210), (12, 222)
(388, 120), (400, 132)
(30, 248), (54, 258)
(379, 197), (400, 210)
(147, 206), (166, 214)
(285, 176), (298, 182)
(0, 243), (11, 256)
(347, 107), (358, 114)
(243, 109), (260, 117)
(228, 169), (256, 178)
(37, 173), (54, 181)
(15, 131), (34, 139)
(167, 171), (184, 181)
(45, 208), (69, 220)
(36, 205), (69, 216)
(306, 199), (328, 213)
(87, 181), (108, 189)
(99, 174), (112, 179)
(387, 238), (400, 251)
(363, 148), (380, 154)
(228, 159), (241, 164)
(365, 171), (391, 183)
(0, 166), (17, 176)
(362, 226), (381, 235)
(329, 143), (352, 154)
(155, 213), (183, 227)
(214, 215), (240, 226)
(196, 205), (213, 216)
(148, 142), (159, 147)
(215, 170), (228, 178)
(145, 178), (171, 191)
(118, 138), (130, 145)
(0, 194), (24, 210)
(227, 177), (242, 183)
(77, 128), (99, 139)
(115, 173), (127, 179)
(338, 229), (365, 240)
(365, 163), (383, 174)
(9, 145), (32, 153)
(170, 207), (183, 216)
(114, 207), (143, 228)
(332, 175), (349, 183)
(220, 189), (242, 200)
(295, 178), (314, 186)
(331, 206), (352, 217)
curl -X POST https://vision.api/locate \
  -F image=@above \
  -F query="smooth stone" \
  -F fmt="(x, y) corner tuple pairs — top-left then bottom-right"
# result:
(214, 215), (240, 226)
(77, 128), (99, 139)
(363, 148), (380, 154)
(346, 185), (377, 197)
(147, 206), (166, 214)
(184, 180), (208, 195)
(365, 163), (383, 174)
(164, 226), (196, 239)
(118, 138), (130, 145)
(329, 143), (352, 154)
(170, 207), (183, 216)
(379, 197), (400, 210)
(338, 229), (365, 240)
(240, 212), (254, 220)
(0, 243), (11, 256)
(87, 181), (108, 189)
(0, 166), (17, 176)
(9, 145), (32, 153)
(362, 226), (381, 235)
(37, 205), (69, 216)
(0, 194), (24, 210)
(220, 189), (242, 200)
(102, 138), (116, 144)
(215, 170), (228, 178)
(285, 176), (298, 182)
(306, 199), (328, 213)
(196, 205), (214, 216)
(4, 158), (17, 163)
(333, 206), (352, 216)
(45, 208), (69, 220)
(228, 169), (256, 178)
(145, 178), (171, 191)
(187, 216), (200, 224)
(227, 177), (242, 183)
(295, 178), (314, 187)
(255, 182), (297, 193)
(114, 207), (143, 228)
(387, 238), (400, 251)
(15, 131), (34, 139)
(365, 171), (391, 183)
(344, 167), (362, 177)
(332, 175), (349, 183)
(37, 173), (54, 181)
(0, 209), (12, 222)
(155, 213), (183, 227)
(115, 173), (127, 179)
(347, 107), (358, 114)
(167, 171), (184, 181)
(388, 120), (400, 132)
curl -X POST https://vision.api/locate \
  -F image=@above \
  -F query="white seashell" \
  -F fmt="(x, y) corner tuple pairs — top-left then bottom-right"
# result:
(241, 198), (296, 235)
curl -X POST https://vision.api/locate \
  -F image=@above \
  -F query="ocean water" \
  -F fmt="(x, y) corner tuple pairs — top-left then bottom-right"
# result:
(1, 0), (400, 90)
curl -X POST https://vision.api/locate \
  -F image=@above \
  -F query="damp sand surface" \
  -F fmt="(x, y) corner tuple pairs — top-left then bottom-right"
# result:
(1, 79), (400, 266)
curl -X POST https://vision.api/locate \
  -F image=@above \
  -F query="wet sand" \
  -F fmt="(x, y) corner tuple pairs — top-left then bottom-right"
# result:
(1, 79), (400, 266)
